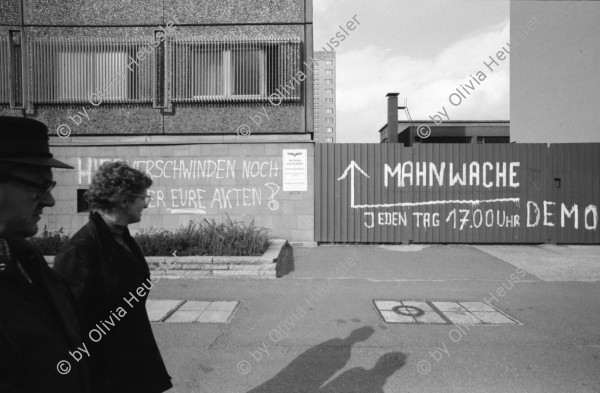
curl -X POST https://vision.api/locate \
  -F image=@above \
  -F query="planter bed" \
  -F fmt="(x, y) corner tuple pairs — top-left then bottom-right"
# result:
(45, 239), (293, 279)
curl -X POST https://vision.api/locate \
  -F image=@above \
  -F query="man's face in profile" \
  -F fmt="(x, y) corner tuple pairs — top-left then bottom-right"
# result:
(0, 165), (56, 239)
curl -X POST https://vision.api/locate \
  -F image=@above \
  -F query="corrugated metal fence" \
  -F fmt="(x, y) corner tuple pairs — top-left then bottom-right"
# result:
(315, 144), (600, 244)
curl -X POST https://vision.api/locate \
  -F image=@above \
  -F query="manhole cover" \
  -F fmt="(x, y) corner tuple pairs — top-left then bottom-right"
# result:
(392, 305), (425, 317)
(373, 300), (521, 325)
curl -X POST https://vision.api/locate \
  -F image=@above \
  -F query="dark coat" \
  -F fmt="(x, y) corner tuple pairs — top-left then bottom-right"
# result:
(54, 212), (172, 393)
(0, 238), (91, 393)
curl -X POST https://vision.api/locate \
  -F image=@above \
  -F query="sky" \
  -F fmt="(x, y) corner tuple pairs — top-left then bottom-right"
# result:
(510, 1), (600, 144)
(313, 0), (510, 143)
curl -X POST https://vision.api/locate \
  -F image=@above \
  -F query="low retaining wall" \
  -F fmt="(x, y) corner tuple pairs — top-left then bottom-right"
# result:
(45, 239), (293, 279)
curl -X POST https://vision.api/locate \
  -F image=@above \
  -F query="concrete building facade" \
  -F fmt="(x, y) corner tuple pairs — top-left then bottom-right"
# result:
(1, 0), (315, 242)
(312, 51), (336, 143)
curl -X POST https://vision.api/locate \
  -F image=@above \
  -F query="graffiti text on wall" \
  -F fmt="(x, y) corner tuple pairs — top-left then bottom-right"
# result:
(363, 202), (598, 231)
(77, 158), (281, 213)
(336, 161), (597, 232)
(383, 161), (520, 188)
(339, 161), (521, 209)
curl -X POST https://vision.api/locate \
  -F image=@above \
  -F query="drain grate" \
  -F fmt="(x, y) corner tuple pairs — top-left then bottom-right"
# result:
(373, 300), (521, 325)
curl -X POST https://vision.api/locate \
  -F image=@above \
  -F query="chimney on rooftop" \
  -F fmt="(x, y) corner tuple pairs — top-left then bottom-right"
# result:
(386, 93), (399, 143)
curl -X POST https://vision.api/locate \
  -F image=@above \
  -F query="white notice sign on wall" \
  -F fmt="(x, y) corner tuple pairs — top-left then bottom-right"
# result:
(282, 149), (307, 191)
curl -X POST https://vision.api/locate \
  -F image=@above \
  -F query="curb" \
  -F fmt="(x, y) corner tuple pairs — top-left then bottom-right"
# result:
(44, 239), (292, 279)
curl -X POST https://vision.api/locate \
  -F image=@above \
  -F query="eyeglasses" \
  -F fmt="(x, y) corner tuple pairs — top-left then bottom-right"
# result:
(0, 174), (56, 201)
(129, 193), (152, 205)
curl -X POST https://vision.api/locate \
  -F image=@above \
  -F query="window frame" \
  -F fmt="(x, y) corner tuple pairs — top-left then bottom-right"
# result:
(30, 37), (153, 104)
(0, 36), (10, 104)
(172, 37), (302, 103)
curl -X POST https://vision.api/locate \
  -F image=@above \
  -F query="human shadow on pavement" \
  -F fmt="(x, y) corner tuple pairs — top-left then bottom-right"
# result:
(319, 351), (407, 393)
(246, 326), (405, 393)
(246, 326), (374, 393)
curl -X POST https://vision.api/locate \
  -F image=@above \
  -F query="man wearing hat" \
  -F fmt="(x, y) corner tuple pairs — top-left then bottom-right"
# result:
(0, 116), (90, 392)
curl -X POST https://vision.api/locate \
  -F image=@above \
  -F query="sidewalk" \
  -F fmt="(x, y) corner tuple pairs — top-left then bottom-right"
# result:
(287, 243), (600, 282)
(149, 244), (600, 393)
(473, 244), (600, 282)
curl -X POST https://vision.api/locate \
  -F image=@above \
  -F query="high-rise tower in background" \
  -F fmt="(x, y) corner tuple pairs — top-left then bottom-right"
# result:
(313, 51), (336, 143)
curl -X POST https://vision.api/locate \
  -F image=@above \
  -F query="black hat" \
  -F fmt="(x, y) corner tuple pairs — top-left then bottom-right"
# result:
(0, 116), (73, 169)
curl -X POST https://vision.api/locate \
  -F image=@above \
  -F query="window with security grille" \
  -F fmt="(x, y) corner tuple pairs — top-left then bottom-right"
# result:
(172, 38), (301, 102)
(30, 37), (153, 104)
(77, 189), (91, 213)
(0, 36), (9, 103)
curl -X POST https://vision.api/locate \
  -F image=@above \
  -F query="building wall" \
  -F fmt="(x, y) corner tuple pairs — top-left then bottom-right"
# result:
(313, 51), (336, 143)
(1, 0), (316, 243)
(24, 0), (306, 25)
(0, 0), (19, 26)
(0, 0), (313, 136)
(46, 141), (315, 242)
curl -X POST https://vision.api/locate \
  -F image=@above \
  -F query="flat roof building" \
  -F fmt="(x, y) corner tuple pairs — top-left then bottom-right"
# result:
(379, 120), (510, 145)
(379, 93), (509, 146)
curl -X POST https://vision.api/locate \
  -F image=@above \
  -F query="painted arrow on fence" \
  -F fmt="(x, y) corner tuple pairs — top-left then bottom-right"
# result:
(337, 161), (520, 209)
(337, 160), (371, 208)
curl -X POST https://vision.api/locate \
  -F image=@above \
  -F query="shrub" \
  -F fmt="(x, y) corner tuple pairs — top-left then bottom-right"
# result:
(27, 226), (70, 256)
(134, 216), (272, 256)
(29, 217), (272, 256)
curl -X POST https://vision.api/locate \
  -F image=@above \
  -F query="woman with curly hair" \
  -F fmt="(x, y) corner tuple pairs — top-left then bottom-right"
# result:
(54, 161), (172, 393)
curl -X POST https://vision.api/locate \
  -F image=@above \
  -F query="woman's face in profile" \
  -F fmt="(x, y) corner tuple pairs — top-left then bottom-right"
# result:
(122, 188), (149, 225)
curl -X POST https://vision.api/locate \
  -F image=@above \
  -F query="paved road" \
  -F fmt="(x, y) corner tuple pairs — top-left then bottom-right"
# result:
(149, 244), (600, 393)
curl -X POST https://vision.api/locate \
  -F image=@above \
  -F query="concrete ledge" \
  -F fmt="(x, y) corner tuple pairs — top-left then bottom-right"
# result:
(212, 256), (265, 265)
(289, 241), (318, 248)
(44, 239), (292, 279)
